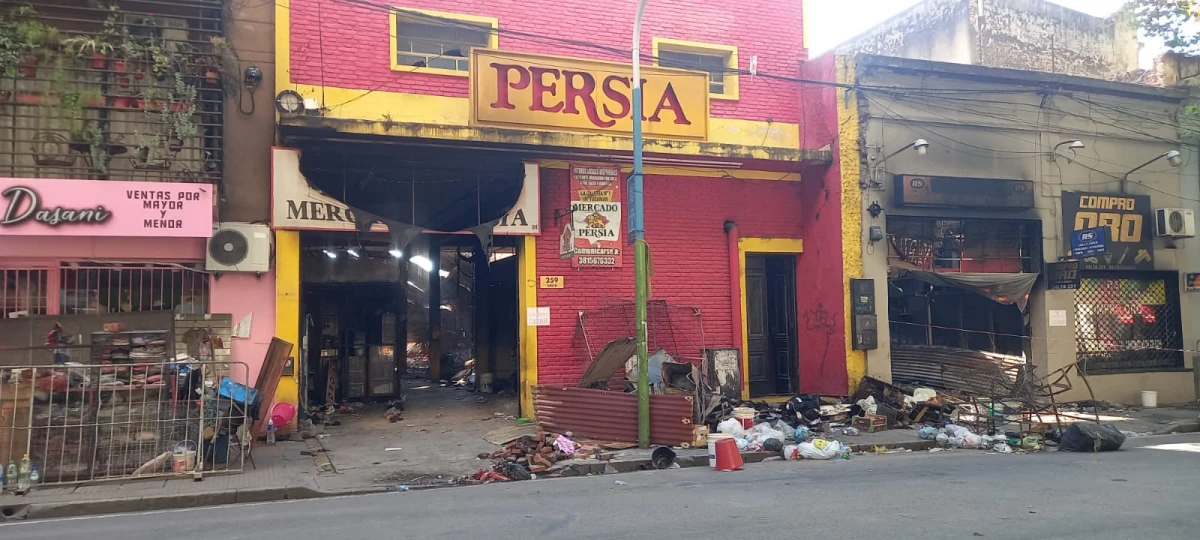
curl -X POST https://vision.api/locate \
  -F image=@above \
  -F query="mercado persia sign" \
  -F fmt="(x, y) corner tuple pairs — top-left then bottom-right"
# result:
(566, 164), (623, 268)
(271, 148), (540, 235)
(470, 49), (709, 140)
(1061, 191), (1153, 270)
(0, 177), (213, 237)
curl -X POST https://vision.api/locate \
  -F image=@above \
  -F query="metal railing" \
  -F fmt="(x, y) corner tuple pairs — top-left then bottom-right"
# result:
(0, 351), (249, 486)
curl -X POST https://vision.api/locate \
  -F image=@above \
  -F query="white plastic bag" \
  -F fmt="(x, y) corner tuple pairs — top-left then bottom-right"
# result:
(797, 438), (842, 460)
(717, 418), (746, 438)
(856, 395), (878, 415)
(782, 445), (801, 460)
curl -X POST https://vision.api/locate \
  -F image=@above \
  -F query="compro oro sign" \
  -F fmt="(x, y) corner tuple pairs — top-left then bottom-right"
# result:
(470, 49), (709, 140)
(271, 147), (540, 235)
(0, 177), (213, 237)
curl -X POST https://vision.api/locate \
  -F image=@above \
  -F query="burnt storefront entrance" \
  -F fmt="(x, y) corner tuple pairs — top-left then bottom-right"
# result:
(745, 254), (799, 397)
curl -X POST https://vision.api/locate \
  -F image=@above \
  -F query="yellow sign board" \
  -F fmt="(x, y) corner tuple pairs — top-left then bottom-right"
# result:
(470, 49), (709, 140)
(540, 275), (565, 289)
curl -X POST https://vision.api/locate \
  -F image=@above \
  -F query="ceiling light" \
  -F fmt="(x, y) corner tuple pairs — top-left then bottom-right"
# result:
(322, 249), (338, 259)
(388, 249), (403, 258)
(346, 248), (360, 258)
(410, 255), (433, 272)
(439, 269), (450, 278)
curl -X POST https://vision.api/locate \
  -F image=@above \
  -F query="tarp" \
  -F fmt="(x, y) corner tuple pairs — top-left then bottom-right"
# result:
(891, 270), (1039, 310)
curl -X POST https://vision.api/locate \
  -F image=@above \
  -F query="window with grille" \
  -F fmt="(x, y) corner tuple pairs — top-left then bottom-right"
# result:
(392, 14), (492, 72)
(1075, 272), (1183, 374)
(658, 49), (728, 95)
(59, 264), (209, 315)
(1, 269), (49, 318)
(887, 217), (1041, 273)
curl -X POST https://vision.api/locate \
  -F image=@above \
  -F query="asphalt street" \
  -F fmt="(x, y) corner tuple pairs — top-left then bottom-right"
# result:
(4, 433), (1199, 540)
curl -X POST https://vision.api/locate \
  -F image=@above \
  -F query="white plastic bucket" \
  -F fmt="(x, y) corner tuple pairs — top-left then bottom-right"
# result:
(1141, 390), (1158, 408)
(708, 434), (732, 468)
(733, 407), (756, 429)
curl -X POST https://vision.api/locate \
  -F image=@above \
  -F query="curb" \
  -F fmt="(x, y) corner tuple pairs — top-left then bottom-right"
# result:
(0, 438), (948, 521)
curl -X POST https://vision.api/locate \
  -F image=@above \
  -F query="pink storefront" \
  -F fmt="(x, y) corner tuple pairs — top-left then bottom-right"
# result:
(0, 177), (275, 380)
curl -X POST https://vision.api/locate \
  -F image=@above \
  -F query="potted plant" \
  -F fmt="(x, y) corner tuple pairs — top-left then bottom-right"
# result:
(0, 6), (57, 78)
(62, 36), (115, 70)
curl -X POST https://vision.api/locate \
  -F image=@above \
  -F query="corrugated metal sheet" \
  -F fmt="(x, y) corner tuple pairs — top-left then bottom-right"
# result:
(891, 345), (1023, 396)
(534, 386), (694, 447)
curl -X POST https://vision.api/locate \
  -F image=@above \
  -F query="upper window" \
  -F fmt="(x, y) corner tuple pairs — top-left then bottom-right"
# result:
(653, 38), (739, 100)
(389, 9), (498, 75)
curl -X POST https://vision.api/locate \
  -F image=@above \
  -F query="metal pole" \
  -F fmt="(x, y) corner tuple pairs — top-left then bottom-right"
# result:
(631, 0), (650, 449)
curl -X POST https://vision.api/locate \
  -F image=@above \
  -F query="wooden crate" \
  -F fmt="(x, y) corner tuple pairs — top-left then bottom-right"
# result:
(852, 414), (888, 433)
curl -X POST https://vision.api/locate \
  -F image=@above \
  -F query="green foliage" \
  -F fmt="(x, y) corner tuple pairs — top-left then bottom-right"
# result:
(1128, 0), (1200, 54)
(0, 5), (57, 76)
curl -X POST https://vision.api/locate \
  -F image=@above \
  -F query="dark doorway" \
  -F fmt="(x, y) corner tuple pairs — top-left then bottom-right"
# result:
(746, 254), (799, 397)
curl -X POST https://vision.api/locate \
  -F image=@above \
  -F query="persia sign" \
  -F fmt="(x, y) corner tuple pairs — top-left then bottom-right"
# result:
(0, 177), (212, 237)
(271, 148), (540, 235)
(470, 49), (709, 140)
(566, 164), (623, 268)
(1061, 191), (1153, 270)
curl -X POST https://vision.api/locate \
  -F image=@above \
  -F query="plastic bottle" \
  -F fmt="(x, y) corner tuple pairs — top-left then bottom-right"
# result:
(17, 454), (31, 492)
(5, 460), (15, 491)
(28, 465), (39, 491)
(0, 461), (5, 492)
(266, 418), (276, 445)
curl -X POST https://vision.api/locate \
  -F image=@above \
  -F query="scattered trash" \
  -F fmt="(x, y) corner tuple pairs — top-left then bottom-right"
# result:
(384, 447), (402, 452)
(841, 427), (860, 436)
(762, 438), (784, 453)
(395, 484), (409, 492)
(917, 426), (939, 440)
(385, 407), (402, 423)
(554, 435), (578, 455)
(1060, 423), (1126, 452)
(614, 480), (626, 486)
(651, 446), (677, 469)
(793, 427), (810, 441)
(991, 443), (1013, 453)
(717, 418), (746, 438)
(796, 438), (845, 460)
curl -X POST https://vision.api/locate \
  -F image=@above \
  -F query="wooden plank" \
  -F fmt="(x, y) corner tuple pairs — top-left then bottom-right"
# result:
(250, 338), (294, 440)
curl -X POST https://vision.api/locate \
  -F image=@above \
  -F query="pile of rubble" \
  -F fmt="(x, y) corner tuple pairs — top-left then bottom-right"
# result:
(460, 431), (585, 484)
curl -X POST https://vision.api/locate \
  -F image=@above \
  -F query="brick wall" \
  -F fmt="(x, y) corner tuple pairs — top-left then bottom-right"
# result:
(288, 0), (804, 122)
(534, 168), (806, 386)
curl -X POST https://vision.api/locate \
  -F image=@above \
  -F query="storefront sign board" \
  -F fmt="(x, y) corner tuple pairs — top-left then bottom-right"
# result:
(1046, 261), (1081, 290)
(471, 49), (709, 140)
(0, 177), (212, 237)
(567, 165), (623, 268)
(1061, 191), (1153, 270)
(271, 148), (540, 235)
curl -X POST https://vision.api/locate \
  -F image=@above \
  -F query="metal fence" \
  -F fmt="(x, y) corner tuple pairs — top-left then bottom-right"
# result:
(1075, 273), (1184, 374)
(1, 351), (248, 486)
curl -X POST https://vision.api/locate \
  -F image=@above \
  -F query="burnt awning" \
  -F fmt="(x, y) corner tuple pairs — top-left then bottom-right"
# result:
(890, 269), (1039, 310)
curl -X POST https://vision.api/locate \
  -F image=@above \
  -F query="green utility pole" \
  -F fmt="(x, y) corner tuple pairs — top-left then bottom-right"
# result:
(630, 0), (650, 449)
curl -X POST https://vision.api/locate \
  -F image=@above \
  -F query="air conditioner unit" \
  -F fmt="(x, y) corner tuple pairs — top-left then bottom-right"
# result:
(1154, 208), (1196, 238)
(206, 223), (271, 273)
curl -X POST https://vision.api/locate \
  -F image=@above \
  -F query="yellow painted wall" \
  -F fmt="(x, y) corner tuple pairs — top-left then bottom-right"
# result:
(274, 230), (301, 426)
(518, 236), (538, 418)
(836, 56), (867, 393)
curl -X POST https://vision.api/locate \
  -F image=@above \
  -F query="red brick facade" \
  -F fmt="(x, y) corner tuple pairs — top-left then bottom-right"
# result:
(288, 0), (805, 122)
(285, 0), (853, 396)
(535, 168), (807, 385)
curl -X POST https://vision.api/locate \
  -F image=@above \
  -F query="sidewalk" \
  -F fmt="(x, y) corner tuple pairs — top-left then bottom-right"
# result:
(4, 404), (1196, 522)
(0, 440), (372, 521)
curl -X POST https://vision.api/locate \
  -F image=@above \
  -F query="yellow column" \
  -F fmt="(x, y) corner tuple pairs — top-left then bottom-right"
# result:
(836, 56), (867, 393)
(274, 230), (301, 426)
(517, 236), (538, 419)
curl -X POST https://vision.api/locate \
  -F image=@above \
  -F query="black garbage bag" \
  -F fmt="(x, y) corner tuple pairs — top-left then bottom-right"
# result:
(1059, 423), (1126, 452)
